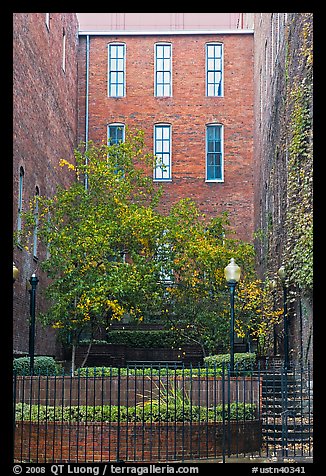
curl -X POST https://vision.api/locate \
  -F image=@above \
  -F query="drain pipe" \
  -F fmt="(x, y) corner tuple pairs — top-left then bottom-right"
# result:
(84, 34), (90, 190)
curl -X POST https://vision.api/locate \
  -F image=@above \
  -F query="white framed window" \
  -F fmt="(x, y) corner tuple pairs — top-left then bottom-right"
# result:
(154, 124), (172, 181)
(107, 123), (125, 145)
(33, 187), (40, 259)
(108, 43), (126, 97)
(206, 43), (223, 97)
(17, 167), (24, 237)
(107, 123), (125, 175)
(154, 43), (172, 97)
(206, 124), (224, 182)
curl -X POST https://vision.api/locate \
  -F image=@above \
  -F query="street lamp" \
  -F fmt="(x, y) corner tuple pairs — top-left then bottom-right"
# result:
(13, 262), (19, 283)
(278, 265), (289, 370)
(29, 273), (39, 375)
(224, 258), (241, 374)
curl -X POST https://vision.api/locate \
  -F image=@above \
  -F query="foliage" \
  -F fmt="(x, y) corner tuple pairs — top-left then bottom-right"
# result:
(16, 131), (282, 358)
(13, 356), (63, 375)
(16, 131), (166, 344)
(285, 77), (313, 292)
(15, 401), (256, 423)
(81, 329), (198, 349)
(204, 352), (256, 371)
(76, 366), (222, 378)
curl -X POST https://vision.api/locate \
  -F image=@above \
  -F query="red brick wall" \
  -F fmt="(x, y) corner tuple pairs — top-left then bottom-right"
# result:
(15, 420), (262, 462)
(78, 33), (254, 242)
(13, 13), (79, 357)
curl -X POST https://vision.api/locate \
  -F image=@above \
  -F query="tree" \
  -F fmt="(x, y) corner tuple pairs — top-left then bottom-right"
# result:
(17, 131), (168, 370)
(154, 199), (283, 356)
(16, 131), (282, 368)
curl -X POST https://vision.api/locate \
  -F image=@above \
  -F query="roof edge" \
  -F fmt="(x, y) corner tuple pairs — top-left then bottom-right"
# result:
(78, 29), (254, 36)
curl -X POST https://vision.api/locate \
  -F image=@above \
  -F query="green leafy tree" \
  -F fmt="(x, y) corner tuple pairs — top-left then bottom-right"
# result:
(16, 131), (282, 367)
(17, 132), (168, 370)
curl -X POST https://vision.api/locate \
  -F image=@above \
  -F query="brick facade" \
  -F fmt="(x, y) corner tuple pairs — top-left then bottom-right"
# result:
(13, 13), (79, 357)
(77, 33), (254, 242)
(248, 13), (313, 366)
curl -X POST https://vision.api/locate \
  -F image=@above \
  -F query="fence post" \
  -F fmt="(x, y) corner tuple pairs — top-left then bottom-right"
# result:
(221, 362), (226, 464)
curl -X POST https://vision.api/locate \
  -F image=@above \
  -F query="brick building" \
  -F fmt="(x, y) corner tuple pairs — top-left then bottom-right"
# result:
(15, 13), (313, 367)
(77, 15), (254, 242)
(244, 13), (313, 366)
(13, 13), (79, 357)
(13, 12), (254, 359)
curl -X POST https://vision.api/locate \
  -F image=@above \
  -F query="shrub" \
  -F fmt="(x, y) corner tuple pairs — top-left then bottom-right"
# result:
(15, 401), (256, 423)
(204, 353), (256, 371)
(75, 366), (222, 378)
(13, 356), (63, 375)
(80, 329), (199, 349)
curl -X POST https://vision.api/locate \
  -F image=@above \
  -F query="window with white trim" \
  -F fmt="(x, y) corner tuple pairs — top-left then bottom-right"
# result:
(206, 43), (223, 97)
(154, 124), (171, 181)
(154, 43), (172, 97)
(108, 43), (126, 97)
(108, 123), (125, 175)
(206, 124), (223, 181)
(108, 123), (125, 145)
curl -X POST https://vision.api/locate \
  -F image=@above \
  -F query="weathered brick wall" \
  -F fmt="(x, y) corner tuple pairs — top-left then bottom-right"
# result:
(78, 33), (254, 242)
(251, 13), (313, 365)
(15, 420), (262, 462)
(13, 13), (79, 357)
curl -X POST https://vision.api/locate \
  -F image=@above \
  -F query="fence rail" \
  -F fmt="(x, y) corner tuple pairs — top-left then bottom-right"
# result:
(13, 363), (313, 463)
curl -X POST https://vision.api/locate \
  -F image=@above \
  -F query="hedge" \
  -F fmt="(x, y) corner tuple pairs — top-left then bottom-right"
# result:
(15, 402), (256, 423)
(204, 353), (256, 370)
(80, 329), (199, 349)
(13, 356), (63, 376)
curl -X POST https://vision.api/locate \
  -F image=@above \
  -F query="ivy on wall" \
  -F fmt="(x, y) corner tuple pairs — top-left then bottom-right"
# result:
(285, 78), (313, 291)
(284, 15), (313, 293)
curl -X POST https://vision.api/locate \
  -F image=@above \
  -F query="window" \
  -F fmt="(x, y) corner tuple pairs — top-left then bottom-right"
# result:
(33, 187), (40, 259)
(108, 123), (125, 174)
(17, 167), (24, 237)
(206, 43), (223, 97)
(107, 123), (125, 145)
(154, 125), (171, 181)
(155, 43), (172, 97)
(206, 124), (223, 181)
(108, 43), (126, 97)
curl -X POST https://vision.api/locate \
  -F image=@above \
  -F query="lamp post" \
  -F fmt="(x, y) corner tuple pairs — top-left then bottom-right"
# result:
(224, 258), (241, 374)
(29, 273), (39, 375)
(278, 265), (289, 370)
(13, 262), (19, 283)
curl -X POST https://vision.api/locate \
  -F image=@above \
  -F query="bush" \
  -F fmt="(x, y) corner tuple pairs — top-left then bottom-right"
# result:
(13, 356), (63, 376)
(75, 366), (222, 377)
(80, 329), (199, 349)
(15, 401), (256, 423)
(204, 353), (256, 371)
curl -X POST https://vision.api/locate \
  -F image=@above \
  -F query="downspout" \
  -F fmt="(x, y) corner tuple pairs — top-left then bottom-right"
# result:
(85, 34), (90, 190)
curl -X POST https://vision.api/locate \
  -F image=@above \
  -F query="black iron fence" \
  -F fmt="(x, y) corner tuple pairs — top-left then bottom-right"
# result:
(13, 362), (313, 463)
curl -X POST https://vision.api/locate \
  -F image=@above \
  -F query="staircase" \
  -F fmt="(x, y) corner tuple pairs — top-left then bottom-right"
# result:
(261, 365), (313, 457)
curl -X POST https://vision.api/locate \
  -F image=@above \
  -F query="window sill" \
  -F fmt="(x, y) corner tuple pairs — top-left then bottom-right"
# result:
(205, 179), (224, 183)
(153, 179), (172, 182)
